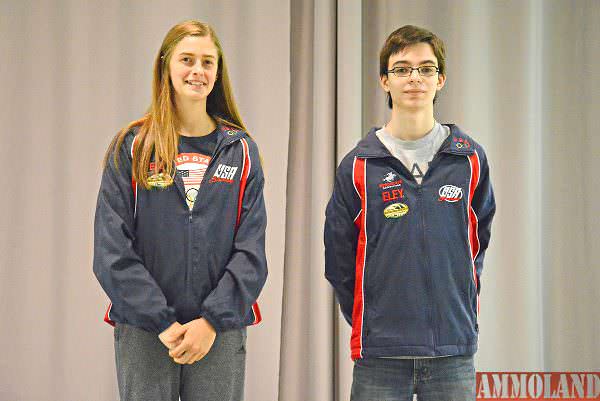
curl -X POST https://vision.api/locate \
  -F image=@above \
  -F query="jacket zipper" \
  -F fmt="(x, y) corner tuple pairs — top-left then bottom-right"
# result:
(185, 136), (242, 288)
(361, 151), (444, 350)
(418, 183), (437, 349)
(419, 153), (445, 351)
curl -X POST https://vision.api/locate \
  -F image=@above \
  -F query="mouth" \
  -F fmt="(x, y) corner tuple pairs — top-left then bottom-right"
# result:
(185, 80), (207, 88)
(404, 90), (425, 94)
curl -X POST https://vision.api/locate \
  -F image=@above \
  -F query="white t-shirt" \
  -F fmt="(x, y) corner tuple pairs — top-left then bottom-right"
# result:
(376, 122), (450, 185)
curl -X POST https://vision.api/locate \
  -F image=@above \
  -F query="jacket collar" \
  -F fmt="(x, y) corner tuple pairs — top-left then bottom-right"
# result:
(215, 123), (247, 150)
(438, 124), (475, 155)
(355, 127), (393, 158)
(355, 123), (474, 158)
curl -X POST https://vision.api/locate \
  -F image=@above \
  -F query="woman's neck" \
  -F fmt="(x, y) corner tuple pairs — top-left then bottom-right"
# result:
(176, 97), (216, 137)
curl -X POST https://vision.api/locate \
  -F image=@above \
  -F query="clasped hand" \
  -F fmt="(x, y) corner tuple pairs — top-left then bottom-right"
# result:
(158, 318), (216, 365)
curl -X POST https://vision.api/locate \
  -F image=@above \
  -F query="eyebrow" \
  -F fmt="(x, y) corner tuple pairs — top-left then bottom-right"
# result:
(392, 60), (437, 66)
(178, 52), (217, 59)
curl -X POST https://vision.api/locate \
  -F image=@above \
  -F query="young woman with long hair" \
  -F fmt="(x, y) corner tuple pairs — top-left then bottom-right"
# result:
(93, 20), (267, 401)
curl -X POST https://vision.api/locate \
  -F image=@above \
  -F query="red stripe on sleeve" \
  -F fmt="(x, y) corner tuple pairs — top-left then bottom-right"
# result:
(251, 303), (262, 325)
(468, 152), (481, 266)
(236, 139), (250, 229)
(131, 136), (138, 217)
(236, 138), (262, 325)
(468, 152), (481, 314)
(351, 157), (367, 360)
(104, 303), (115, 326)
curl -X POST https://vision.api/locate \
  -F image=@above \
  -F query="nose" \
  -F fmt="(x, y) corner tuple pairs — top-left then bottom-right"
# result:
(191, 62), (204, 75)
(408, 68), (421, 82)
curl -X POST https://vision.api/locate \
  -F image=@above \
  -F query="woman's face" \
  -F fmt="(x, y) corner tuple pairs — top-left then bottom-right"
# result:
(169, 35), (219, 103)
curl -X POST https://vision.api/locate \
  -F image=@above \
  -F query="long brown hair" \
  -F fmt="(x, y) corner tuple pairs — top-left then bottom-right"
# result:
(104, 20), (247, 188)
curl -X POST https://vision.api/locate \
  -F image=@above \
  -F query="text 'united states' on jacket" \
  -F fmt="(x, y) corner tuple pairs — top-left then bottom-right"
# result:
(324, 124), (495, 360)
(93, 124), (267, 334)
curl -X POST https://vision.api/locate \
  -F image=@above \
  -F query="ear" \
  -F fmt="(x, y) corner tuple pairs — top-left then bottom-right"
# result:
(437, 73), (446, 90)
(380, 74), (390, 94)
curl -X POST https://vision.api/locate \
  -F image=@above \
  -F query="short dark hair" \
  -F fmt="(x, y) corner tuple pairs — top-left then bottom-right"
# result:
(379, 25), (446, 108)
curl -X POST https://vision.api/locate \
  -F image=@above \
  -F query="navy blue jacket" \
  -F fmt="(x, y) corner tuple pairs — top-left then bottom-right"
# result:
(93, 124), (267, 334)
(324, 124), (495, 360)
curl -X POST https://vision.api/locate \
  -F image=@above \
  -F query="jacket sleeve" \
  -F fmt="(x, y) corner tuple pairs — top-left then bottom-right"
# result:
(324, 156), (361, 325)
(471, 148), (496, 294)
(93, 134), (177, 334)
(199, 139), (268, 332)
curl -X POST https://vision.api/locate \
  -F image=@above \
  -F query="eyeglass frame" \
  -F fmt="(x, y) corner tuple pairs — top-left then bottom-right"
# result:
(386, 65), (440, 78)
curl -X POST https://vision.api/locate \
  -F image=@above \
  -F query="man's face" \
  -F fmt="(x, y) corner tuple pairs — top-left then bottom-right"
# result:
(380, 42), (446, 111)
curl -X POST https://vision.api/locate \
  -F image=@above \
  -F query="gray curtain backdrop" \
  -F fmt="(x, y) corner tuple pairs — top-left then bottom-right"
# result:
(279, 1), (360, 400)
(1, 1), (598, 401)
(279, 0), (335, 398)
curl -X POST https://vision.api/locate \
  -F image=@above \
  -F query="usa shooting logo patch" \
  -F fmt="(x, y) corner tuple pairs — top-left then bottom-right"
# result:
(209, 164), (238, 184)
(438, 185), (463, 202)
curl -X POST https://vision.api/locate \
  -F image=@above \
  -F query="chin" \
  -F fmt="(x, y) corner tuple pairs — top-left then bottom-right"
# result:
(184, 90), (209, 101)
(395, 100), (430, 110)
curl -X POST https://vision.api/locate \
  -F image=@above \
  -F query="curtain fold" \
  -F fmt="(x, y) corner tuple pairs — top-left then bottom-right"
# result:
(279, 0), (337, 400)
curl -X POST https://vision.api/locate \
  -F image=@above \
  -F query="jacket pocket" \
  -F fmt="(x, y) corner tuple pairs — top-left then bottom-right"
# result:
(362, 250), (433, 348)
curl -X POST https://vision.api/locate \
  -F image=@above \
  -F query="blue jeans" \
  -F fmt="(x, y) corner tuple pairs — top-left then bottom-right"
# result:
(351, 355), (475, 401)
(114, 323), (246, 401)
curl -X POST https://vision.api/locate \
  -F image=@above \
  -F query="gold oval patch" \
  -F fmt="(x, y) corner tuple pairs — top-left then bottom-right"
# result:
(383, 202), (409, 218)
(148, 173), (174, 188)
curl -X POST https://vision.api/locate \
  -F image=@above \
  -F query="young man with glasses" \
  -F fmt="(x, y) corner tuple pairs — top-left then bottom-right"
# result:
(324, 25), (495, 401)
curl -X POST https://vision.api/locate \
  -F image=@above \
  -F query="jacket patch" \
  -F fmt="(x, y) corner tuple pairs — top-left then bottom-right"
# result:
(382, 171), (397, 182)
(223, 126), (241, 136)
(383, 202), (409, 218)
(382, 188), (404, 202)
(209, 164), (238, 184)
(452, 136), (471, 150)
(379, 179), (403, 189)
(438, 185), (463, 202)
(144, 162), (174, 188)
(379, 173), (404, 202)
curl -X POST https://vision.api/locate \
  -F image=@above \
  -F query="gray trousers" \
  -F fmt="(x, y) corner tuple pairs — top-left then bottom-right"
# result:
(114, 323), (246, 401)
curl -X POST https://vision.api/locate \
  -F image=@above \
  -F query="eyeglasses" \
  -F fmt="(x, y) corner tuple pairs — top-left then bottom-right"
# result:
(387, 65), (439, 77)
